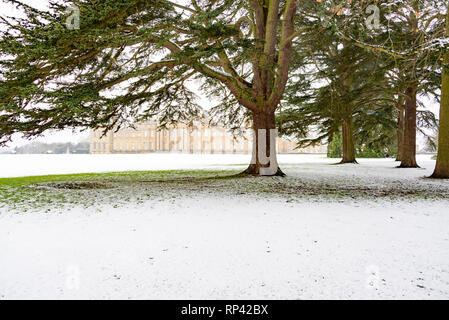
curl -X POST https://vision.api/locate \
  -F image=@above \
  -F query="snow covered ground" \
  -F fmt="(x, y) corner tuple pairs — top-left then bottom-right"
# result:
(1, 154), (449, 299)
(0, 153), (321, 178)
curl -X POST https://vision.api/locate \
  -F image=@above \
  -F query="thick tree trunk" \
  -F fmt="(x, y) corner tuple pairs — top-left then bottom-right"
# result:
(398, 86), (419, 168)
(396, 106), (405, 161)
(431, 52), (449, 178)
(242, 110), (285, 176)
(340, 116), (357, 164)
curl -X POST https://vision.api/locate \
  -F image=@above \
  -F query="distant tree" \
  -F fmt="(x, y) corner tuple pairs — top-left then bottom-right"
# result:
(281, 8), (397, 164)
(14, 141), (90, 154)
(382, 1), (443, 168)
(431, 3), (449, 178)
(331, 0), (447, 173)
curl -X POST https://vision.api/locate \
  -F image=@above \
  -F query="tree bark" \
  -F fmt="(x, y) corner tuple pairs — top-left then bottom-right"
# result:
(242, 110), (285, 176)
(340, 116), (357, 164)
(431, 52), (449, 178)
(396, 106), (405, 161)
(398, 86), (419, 168)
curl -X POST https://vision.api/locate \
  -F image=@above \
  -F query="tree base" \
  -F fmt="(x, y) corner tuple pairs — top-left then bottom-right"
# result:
(396, 164), (420, 168)
(429, 173), (449, 179)
(429, 165), (449, 179)
(338, 160), (358, 164)
(241, 164), (286, 177)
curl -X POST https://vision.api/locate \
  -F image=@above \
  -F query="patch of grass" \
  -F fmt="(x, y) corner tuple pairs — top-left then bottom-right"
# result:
(36, 181), (114, 190)
(0, 170), (241, 212)
(1, 168), (448, 213)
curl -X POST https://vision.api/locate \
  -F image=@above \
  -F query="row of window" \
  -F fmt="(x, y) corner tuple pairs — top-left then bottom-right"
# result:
(92, 143), (107, 151)
(95, 128), (250, 139)
(91, 141), (250, 152)
(112, 130), (155, 138)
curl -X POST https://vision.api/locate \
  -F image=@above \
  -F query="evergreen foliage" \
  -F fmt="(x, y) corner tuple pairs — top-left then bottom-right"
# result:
(0, 0), (448, 176)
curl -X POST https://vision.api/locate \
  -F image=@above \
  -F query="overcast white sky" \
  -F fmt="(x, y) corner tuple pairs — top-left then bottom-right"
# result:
(0, 0), (89, 148)
(0, 0), (441, 150)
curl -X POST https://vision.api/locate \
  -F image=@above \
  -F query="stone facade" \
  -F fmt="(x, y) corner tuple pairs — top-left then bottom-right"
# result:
(90, 122), (326, 154)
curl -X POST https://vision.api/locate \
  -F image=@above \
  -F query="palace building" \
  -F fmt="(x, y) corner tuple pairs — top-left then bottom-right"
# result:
(90, 121), (326, 154)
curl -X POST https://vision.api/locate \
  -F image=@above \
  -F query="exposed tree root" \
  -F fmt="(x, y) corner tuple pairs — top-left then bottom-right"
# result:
(396, 164), (420, 168)
(338, 160), (359, 164)
(241, 164), (286, 177)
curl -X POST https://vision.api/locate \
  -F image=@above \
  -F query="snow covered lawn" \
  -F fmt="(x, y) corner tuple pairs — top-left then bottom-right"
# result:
(0, 154), (448, 299)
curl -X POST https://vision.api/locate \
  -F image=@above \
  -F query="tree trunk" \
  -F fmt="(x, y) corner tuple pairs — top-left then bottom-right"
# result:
(242, 110), (285, 176)
(398, 86), (419, 168)
(340, 116), (357, 164)
(396, 106), (405, 161)
(431, 52), (449, 178)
